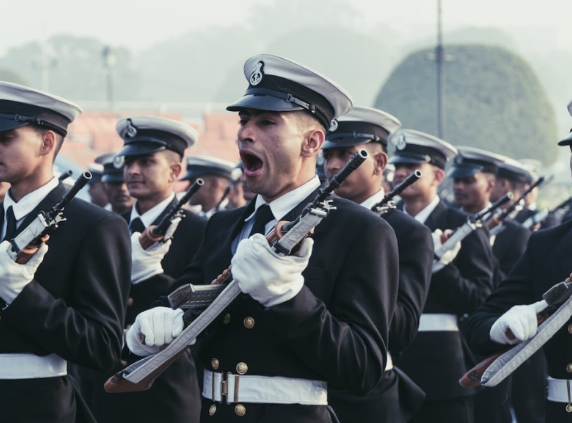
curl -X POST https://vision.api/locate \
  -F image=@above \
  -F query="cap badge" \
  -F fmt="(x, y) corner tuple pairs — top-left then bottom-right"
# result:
(113, 155), (125, 169)
(329, 119), (338, 132)
(250, 61), (264, 86)
(454, 155), (464, 165)
(395, 134), (407, 151)
(126, 119), (138, 138)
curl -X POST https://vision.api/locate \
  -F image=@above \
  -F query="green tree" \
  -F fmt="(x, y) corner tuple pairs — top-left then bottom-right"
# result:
(0, 68), (27, 85)
(374, 44), (558, 165)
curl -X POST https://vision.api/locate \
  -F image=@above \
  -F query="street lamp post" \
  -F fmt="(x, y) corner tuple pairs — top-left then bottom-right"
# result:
(102, 46), (116, 111)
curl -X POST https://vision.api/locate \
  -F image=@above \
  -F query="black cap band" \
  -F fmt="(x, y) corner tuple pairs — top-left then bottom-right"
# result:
(0, 101), (70, 136)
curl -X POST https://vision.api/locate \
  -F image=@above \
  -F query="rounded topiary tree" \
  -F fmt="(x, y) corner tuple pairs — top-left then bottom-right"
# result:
(374, 45), (558, 165)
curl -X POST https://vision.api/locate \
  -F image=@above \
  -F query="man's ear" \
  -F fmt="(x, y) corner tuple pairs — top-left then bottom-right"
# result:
(433, 167), (445, 185)
(301, 129), (325, 158)
(169, 162), (182, 181)
(40, 130), (57, 156)
(372, 151), (388, 175)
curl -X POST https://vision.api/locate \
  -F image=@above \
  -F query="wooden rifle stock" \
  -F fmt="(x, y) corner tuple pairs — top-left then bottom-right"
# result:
(138, 179), (204, 249)
(9, 172), (91, 264)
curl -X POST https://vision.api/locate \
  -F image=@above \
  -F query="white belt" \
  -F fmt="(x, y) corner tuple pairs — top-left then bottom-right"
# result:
(385, 353), (393, 371)
(547, 377), (572, 403)
(418, 313), (459, 332)
(203, 370), (328, 405)
(0, 353), (67, 379)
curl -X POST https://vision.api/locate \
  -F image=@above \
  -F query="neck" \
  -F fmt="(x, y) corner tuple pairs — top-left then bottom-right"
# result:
(135, 192), (172, 215)
(463, 199), (488, 215)
(403, 193), (435, 217)
(8, 170), (54, 203)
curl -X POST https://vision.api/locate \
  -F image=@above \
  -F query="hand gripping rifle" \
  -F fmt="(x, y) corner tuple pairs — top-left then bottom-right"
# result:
(488, 176), (545, 236)
(521, 196), (571, 230)
(7, 172), (92, 264)
(432, 192), (513, 274)
(371, 170), (422, 216)
(138, 179), (204, 250)
(104, 149), (369, 393)
(460, 280), (572, 388)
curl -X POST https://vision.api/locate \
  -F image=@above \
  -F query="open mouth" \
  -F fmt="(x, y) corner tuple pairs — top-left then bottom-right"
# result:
(240, 151), (264, 174)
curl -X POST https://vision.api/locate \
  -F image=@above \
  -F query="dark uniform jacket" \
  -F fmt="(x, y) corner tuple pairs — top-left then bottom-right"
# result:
(464, 220), (572, 422)
(329, 208), (433, 423)
(395, 200), (495, 401)
(159, 191), (400, 423)
(0, 182), (131, 423)
(492, 218), (531, 284)
(86, 199), (207, 423)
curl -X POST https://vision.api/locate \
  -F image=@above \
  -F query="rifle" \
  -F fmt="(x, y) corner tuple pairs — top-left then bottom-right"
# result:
(8, 172), (92, 264)
(104, 149), (369, 393)
(460, 280), (572, 388)
(58, 170), (73, 182)
(138, 179), (204, 250)
(432, 192), (513, 273)
(521, 197), (571, 230)
(213, 167), (243, 212)
(371, 170), (422, 216)
(488, 176), (545, 236)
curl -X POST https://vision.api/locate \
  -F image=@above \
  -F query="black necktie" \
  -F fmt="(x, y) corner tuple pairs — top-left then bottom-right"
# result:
(3, 206), (17, 241)
(249, 204), (274, 236)
(129, 217), (145, 235)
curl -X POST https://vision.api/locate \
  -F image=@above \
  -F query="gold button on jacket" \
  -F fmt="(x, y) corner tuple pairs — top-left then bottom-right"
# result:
(243, 317), (255, 329)
(211, 358), (220, 370)
(236, 362), (248, 375)
(234, 404), (246, 416)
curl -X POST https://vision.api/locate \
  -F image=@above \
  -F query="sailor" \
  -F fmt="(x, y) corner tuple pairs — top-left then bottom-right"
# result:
(322, 105), (432, 423)
(181, 155), (238, 218)
(85, 116), (207, 423)
(0, 81), (131, 422)
(100, 152), (135, 215)
(463, 99), (572, 423)
(126, 53), (399, 423)
(448, 146), (534, 423)
(389, 130), (495, 423)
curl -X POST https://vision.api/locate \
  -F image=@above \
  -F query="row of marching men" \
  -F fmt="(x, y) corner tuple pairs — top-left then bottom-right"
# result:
(79, 109), (567, 423)
(1, 53), (572, 423)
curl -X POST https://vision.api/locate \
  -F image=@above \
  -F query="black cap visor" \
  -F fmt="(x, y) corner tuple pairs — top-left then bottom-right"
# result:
(0, 116), (30, 132)
(227, 94), (304, 113)
(118, 142), (167, 157)
(102, 172), (124, 183)
(323, 137), (373, 150)
(447, 164), (483, 179)
(389, 153), (430, 166)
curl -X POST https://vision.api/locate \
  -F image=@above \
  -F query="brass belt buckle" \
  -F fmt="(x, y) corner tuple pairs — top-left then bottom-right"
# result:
(210, 371), (240, 404)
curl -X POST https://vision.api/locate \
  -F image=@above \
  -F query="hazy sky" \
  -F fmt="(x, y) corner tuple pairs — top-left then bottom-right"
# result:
(1, 0), (571, 55)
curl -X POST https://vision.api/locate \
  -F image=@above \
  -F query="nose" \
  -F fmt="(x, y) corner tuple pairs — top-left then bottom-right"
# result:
(393, 166), (411, 181)
(324, 155), (343, 178)
(124, 161), (139, 176)
(238, 121), (254, 144)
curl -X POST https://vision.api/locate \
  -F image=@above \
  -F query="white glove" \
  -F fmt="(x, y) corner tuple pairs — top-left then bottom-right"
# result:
(432, 229), (461, 273)
(0, 241), (48, 303)
(126, 307), (185, 356)
(489, 300), (547, 345)
(232, 233), (313, 307)
(131, 232), (172, 284)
